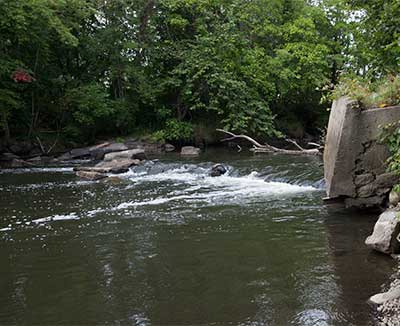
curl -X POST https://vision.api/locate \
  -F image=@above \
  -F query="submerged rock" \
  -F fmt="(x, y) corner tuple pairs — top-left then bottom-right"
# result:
(76, 171), (107, 181)
(365, 210), (400, 254)
(104, 149), (146, 161)
(210, 164), (227, 177)
(180, 146), (201, 156)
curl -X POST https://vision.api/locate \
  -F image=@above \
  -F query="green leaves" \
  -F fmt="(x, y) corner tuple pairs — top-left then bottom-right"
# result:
(1, 0), (376, 144)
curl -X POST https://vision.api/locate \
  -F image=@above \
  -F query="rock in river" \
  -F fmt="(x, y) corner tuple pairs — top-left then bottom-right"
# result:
(75, 159), (140, 174)
(365, 210), (400, 254)
(210, 164), (227, 177)
(76, 171), (107, 181)
(180, 146), (201, 156)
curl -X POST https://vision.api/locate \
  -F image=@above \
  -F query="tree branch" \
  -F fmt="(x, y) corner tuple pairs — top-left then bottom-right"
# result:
(216, 129), (321, 155)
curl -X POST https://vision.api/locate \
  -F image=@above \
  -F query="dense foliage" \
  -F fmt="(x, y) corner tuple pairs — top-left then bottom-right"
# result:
(333, 75), (400, 109)
(0, 0), (397, 146)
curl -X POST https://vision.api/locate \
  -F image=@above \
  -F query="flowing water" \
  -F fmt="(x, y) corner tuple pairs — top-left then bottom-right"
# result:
(0, 149), (395, 325)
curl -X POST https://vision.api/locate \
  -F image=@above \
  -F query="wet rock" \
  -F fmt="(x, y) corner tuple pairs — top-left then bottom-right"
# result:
(365, 210), (400, 254)
(165, 143), (175, 152)
(96, 159), (140, 173)
(75, 159), (140, 174)
(210, 164), (227, 177)
(76, 171), (107, 181)
(104, 149), (146, 161)
(370, 287), (400, 305)
(181, 146), (201, 156)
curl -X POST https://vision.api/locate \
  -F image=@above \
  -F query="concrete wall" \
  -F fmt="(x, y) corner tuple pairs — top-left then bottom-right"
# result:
(324, 97), (400, 208)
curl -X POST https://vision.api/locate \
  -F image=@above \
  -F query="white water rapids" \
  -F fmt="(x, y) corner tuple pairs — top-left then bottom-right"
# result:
(8, 161), (321, 226)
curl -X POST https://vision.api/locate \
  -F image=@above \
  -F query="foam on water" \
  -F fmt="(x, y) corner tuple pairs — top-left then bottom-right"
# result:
(82, 167), (317, 218)
(0, 167), (74, 174)
(7, 161), (319, 227)
(32, 213), (79, 224)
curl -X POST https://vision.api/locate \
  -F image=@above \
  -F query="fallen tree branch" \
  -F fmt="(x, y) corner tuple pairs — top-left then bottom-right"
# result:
(216, 129), (321, 155)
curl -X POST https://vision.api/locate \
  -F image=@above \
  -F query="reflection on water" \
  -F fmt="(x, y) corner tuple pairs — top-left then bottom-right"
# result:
(0, 149), (395, 325)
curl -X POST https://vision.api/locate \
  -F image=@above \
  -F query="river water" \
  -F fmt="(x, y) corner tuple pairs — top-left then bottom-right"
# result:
(0, 149), (395, 325)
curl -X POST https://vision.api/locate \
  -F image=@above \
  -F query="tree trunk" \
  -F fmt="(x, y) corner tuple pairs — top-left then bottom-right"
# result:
(2, 112), (10, 143)
(216, 129), (322, 155)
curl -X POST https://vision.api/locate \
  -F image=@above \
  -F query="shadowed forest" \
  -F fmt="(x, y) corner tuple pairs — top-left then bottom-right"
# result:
(1, 0), (398, 147)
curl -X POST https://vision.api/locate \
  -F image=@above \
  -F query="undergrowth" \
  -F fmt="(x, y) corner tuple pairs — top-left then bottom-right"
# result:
(333, 75), (400, 109)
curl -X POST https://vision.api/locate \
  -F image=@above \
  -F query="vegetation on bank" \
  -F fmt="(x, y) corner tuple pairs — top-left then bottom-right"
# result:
(0, 0), (398, 148)
(333, 75), (400, 109)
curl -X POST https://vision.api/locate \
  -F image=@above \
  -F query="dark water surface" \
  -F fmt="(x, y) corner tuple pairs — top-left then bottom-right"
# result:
(0, 149), (395, 325)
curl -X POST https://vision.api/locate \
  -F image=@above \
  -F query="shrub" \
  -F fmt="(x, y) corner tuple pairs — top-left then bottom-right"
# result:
(333, 75), (400, 109)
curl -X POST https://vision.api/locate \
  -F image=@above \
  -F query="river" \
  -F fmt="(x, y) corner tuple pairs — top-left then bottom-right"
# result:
(0, 149), (395, 325)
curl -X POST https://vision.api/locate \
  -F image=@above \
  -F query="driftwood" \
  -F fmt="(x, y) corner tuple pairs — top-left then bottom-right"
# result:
(216, 129), (322, 155)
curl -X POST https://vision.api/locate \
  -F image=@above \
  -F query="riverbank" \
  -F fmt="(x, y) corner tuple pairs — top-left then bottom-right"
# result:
(0, 138), (174, 169)
(373, 261), (400, 325)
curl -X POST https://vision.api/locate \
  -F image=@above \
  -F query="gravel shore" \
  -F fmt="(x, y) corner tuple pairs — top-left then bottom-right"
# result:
(375, 264), (400, 325)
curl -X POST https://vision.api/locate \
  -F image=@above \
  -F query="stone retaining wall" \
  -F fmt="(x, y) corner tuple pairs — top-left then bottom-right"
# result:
(324, 97), (400, 208)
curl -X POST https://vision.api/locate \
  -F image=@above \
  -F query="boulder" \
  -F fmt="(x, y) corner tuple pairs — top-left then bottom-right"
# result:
(210, 164), (227, 177)
(165, 143), (175, 152)
(76, 171), (107, 181)
(365, 210), (400, 254)
(95, 159), (140, 173)
(369, 287), (400, 305)
(58, 142), (129, 161)
(89, 142), (128, 160)
(180, 146), (201, 156)
(58, 147), (91, 160)
(390, 190), (400, 207)
(104, 149), (146, 161)
(69, 147), (92, 159)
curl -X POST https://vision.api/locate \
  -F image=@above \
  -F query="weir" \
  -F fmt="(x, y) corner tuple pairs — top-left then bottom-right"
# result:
(323, 97), (400, 209)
